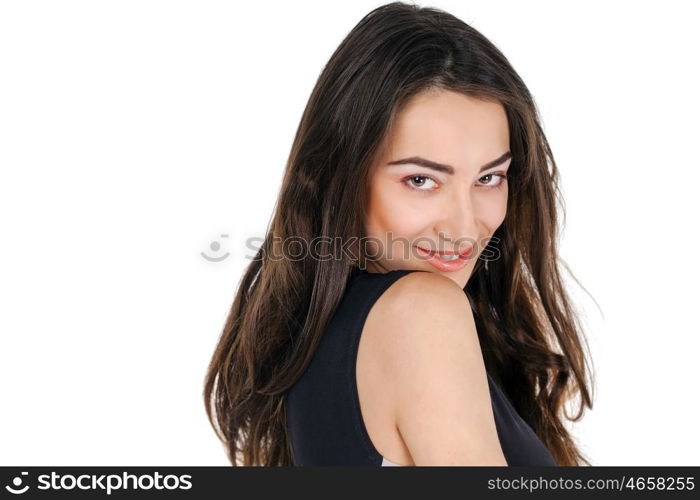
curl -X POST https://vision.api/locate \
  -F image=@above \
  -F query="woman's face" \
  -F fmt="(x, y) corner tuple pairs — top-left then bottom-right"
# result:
(363, 89), (511, 289)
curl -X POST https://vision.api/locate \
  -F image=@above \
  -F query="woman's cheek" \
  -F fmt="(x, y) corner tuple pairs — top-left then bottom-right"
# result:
(476, 193), (508, 233)
(376, 187), (434, 236)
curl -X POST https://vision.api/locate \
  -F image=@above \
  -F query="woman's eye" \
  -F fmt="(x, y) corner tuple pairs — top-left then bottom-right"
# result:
(477, 173), (508, 188)
(403, 173), (507, 192)
(403, 175), (438, 191)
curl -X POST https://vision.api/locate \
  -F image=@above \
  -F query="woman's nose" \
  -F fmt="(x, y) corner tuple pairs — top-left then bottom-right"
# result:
(435, 191), (478, 249)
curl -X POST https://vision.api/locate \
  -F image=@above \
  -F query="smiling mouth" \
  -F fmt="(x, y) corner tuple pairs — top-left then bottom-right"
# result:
(414, 245), (474, 260)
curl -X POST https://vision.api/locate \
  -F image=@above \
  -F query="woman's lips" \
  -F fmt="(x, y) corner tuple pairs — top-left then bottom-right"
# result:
(414, 245), (474, 272)
(415, 245), (474, 258)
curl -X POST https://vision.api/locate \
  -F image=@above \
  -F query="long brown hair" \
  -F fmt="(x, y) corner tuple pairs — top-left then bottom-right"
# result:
(204, 1), (595, 466)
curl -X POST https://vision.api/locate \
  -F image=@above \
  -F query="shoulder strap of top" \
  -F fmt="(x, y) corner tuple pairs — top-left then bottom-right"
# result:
(285, 268), (423, 465)
(333, 268), (423, 462)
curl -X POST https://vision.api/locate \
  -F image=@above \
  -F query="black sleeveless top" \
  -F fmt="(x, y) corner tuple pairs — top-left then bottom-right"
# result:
(284, 267), (557, 466)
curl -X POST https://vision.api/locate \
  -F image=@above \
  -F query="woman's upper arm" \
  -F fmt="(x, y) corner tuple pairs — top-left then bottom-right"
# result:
(372, 272), (507, 466)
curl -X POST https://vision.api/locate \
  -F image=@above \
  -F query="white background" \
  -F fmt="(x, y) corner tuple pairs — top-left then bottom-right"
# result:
(1, 0), (698, 465)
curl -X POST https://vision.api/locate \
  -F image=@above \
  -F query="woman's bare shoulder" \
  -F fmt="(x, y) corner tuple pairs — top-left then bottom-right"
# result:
(363, 270), (506, 465)
(379, 270), (469, 311)
(366, 271), (473, 336)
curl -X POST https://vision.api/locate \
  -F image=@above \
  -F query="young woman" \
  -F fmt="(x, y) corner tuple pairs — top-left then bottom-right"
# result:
(204, 1), (594, 466)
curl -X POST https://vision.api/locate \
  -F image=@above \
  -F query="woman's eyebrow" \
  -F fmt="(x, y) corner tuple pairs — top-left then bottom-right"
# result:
(386, 151), (512, 175)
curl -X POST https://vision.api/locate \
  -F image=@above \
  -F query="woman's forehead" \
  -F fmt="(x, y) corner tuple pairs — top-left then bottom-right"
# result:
(379, 90), (510, 173)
